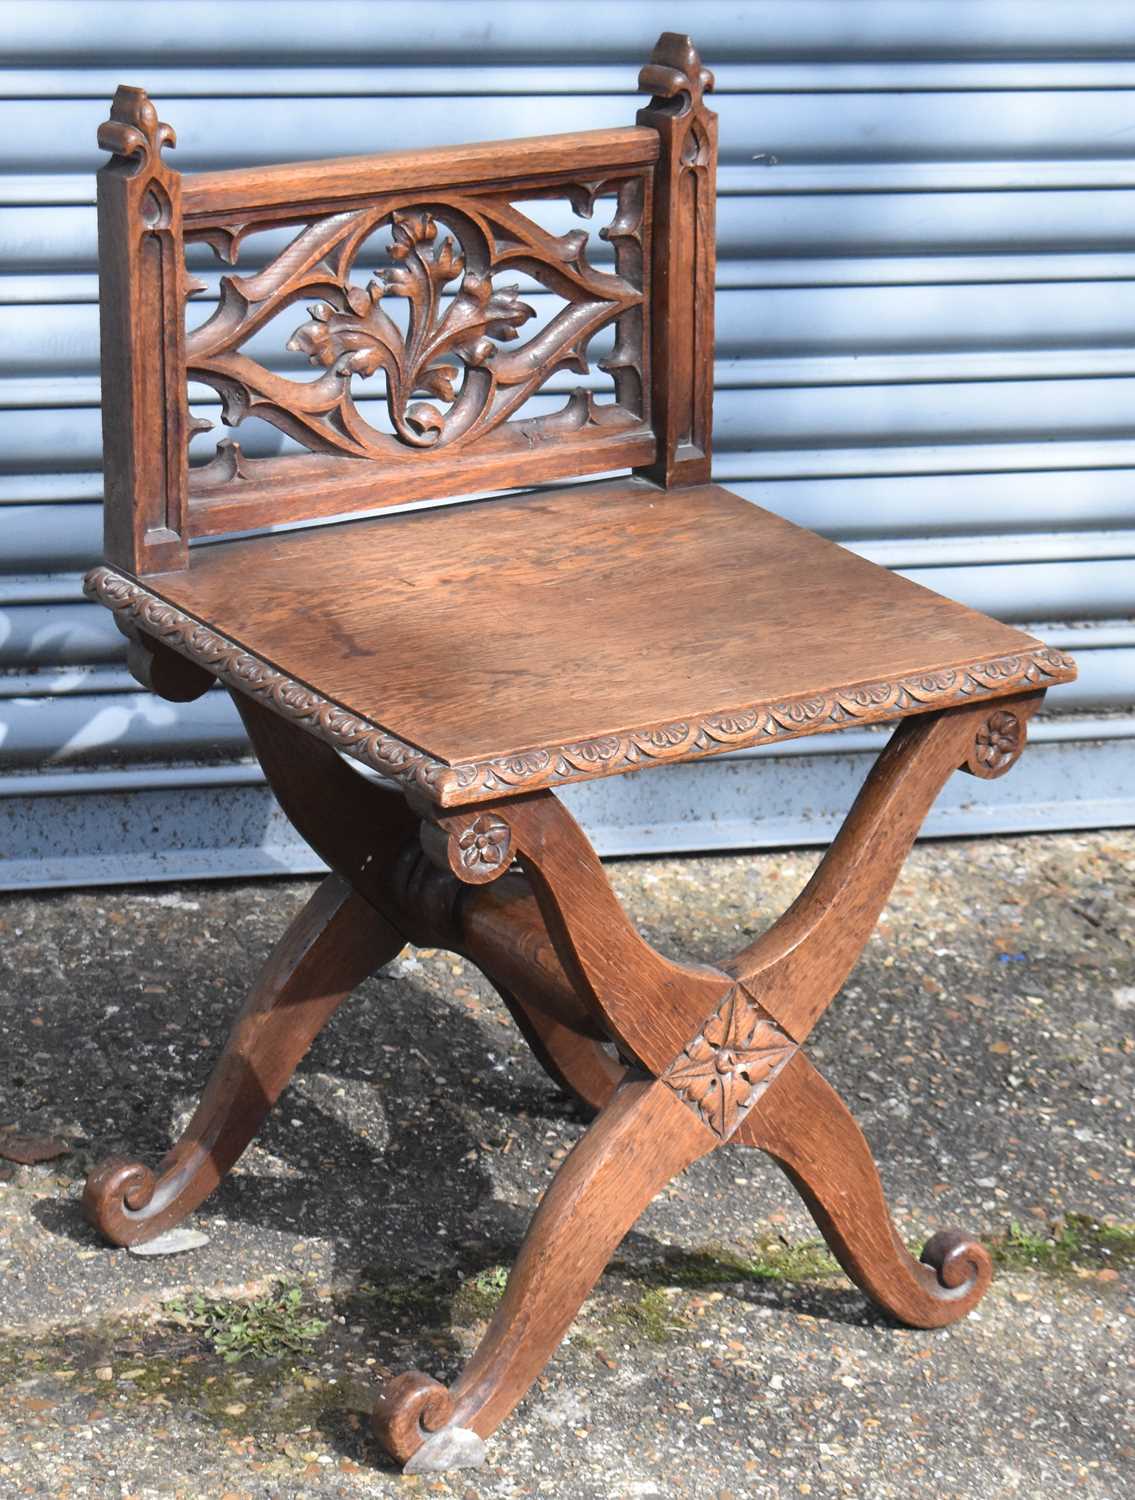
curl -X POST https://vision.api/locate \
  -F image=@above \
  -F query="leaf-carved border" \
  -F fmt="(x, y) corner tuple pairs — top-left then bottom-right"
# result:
(86, 565), (1077, 810)
(85, 565), (450, 799)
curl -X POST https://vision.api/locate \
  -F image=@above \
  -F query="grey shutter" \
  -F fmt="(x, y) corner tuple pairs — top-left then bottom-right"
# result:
(1, 1), (1132, 887)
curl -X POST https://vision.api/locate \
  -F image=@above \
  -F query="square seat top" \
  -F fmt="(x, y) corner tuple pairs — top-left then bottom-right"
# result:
(96, 478), (1076, 805)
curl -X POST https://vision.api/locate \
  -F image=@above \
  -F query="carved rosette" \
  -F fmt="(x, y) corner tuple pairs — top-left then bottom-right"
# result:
(662, 986), (796, 1139)
(419, 809), (514, 886)
(85, 566), (1077, 809)
(454, 814), (512, 877)
(962, 707), (1027, 779)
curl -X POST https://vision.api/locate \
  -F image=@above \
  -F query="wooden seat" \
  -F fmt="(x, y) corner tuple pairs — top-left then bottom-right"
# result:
(81, 32), (1077, 1479)
(89, 476), (1069, 802)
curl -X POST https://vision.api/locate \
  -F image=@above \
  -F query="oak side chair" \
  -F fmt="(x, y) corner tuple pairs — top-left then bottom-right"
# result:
(82, 34), (1076, 1475)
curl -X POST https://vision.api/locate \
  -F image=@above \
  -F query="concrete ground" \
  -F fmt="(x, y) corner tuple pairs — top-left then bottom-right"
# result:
(0, 829), (1131, 1500)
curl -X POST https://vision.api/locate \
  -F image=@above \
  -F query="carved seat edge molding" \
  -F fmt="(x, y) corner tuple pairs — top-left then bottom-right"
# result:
(86, 565), (1078, 809)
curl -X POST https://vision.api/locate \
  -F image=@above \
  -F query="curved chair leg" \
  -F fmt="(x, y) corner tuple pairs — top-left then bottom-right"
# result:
(237, 692), (625, 1117)
(373, 1075), (714, 1472)
(495, 983), (625, 1115)
(736, 1054), (992, 1328)
(83, 874), (404, 1246)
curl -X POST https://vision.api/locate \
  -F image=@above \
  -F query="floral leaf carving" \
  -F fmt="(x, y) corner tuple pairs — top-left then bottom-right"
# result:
(963, 708), (1026, 779)
(186, 191), (645, 465)
(457, 815), (511, 872)
(286, 211), (537, 446)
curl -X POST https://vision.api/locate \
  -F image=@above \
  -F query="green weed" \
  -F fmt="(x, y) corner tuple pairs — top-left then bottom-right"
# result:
(164, 1284), (327, 1364)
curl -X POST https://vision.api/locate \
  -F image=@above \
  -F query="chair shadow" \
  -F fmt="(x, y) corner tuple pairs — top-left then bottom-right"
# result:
(26, 953), (892, 1333)
(24, 934), (895, 1391)
(29, 971), (530, 1261)
(18, 939), (930, 1478)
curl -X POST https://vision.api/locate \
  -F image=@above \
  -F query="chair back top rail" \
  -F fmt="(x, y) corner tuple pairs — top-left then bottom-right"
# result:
(95, 32), (716, 576)
(182, 128), (661, 221)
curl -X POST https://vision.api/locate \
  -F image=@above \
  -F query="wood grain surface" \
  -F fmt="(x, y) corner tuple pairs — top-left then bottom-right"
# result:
(132, 477), (1070, 766)
(182, 127), (660, 218)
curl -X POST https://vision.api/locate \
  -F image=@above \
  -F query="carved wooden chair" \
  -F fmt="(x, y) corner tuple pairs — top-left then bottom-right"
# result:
(82, 35), (1076, 1474)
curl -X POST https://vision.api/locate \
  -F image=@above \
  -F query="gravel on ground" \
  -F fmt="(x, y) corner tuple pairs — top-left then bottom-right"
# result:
(0, 829), (1132, 1499)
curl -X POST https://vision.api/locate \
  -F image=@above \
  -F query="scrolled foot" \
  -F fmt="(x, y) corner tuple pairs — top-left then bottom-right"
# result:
(739, 1056), (994, 1328)
(372, 1372), (485, 1472)
(81, 876), (403, 1249)
(373, 1371), (452, 1464)
(920, 1228), (993, 1306)
(81, 1156), (159, 1245)
(372, 1080), (714, 1468)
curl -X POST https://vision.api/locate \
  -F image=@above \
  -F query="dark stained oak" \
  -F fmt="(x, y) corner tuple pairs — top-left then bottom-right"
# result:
(233, 693), (621, 1103)
(494, 988), (624, 1116)
(90, 479), (1073, 803)
(83, 874), (403, 1245)
(182, 127), (660, 218)
(737, 1055), (994, 1329)
(80, 28), (1079, 1478)
(636, 32), (717, 488)
(96, 86), (190, 573)
(497, 790), (733, 1072)
(727, 693), (1044, 1041)
(374, 1076), (716, 1468)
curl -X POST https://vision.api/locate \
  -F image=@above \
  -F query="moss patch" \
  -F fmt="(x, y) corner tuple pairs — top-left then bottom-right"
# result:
(611, 1216), (1135, 1297)
(614, 1238), (842, 1290)
(0, 1214), (1130, 1437)
(0, 1318), (349, 1445)
(990, 1214), (1135, 1275)
(608, 1287), (678, 1345)
(349, 1271), (453, 1331)
(452, 1263), (510, 1323)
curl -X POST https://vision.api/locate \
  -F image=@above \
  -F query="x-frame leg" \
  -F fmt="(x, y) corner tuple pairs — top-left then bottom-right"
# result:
(80, 652), (1043, 1471)
(83, 873), (402, 1244)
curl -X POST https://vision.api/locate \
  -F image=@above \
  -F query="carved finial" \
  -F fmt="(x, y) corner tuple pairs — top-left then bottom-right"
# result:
(638, 32), (715, 114)
(98, 85), (176, 172)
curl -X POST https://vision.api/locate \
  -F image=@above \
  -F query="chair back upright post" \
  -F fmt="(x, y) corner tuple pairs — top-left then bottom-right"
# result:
(635, 32), (718, 490)
(94, 33), (717, 580)
(97, 86), (191, 576)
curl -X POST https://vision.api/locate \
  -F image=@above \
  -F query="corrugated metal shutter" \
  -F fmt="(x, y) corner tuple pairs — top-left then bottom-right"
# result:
(1, 0), (1132, 888)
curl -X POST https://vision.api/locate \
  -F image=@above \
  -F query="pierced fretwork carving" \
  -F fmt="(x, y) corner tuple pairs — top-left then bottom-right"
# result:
(185, 183), (646, 465)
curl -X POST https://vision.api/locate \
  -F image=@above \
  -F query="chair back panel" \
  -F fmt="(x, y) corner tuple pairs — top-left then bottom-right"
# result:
(96, 34), (716, 575)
